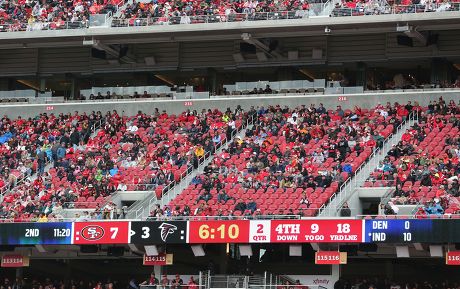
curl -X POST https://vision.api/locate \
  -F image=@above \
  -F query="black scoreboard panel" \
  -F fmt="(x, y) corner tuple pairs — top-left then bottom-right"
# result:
(0, 222), (72, 245)
(364, 219), (460, 243)
(1, 219), (460, 245)
(129, 221), (187, 244)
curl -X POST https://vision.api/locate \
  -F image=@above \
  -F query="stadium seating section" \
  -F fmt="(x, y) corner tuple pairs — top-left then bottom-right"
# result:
(364, 99), (460, 216)
(1, 99), (459, 221)
(0, 109), (241, 221)
(1, 0), (460, 32)
(162, 104), (398, 218)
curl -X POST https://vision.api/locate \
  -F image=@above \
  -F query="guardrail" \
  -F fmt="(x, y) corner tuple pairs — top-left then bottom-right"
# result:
(2, 211), (459, 222)
(356, 214), (460, 219)
(2, 87), (460, 105)
(139, 285), (205, 289)
(0, 21), (90, 33)
(363, 180), (397, 187)
(111, 11), (312, 27)
(1, 4), (460, 33)
(332, 2), (460, 17)
(0, 214), (303, 223)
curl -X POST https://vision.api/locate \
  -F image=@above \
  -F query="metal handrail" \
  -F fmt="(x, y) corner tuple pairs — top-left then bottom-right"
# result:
(356, 213), (460, 219)
(3, 211), (458, 223)
(111, 10), (311, 27)
(0, 4), (459, 33)
(318, 112), (419, 216)
(332, 2), (460, 16)
(1, 88), (460, 105)
(95, 116), (248, 218)
(132, 113), (256, 219)
(0, 21), (90, 32)
(0, 214), (303, 223)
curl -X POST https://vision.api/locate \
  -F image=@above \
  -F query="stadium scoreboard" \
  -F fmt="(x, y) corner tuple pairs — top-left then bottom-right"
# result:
(364, 219), (460, 243)
(0, 222), (73, 245)
(0, 219), (459, 245)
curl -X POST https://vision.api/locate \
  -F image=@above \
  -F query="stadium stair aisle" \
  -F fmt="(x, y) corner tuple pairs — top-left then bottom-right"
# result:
(319, 113), (419, 217)
(126, 115), (256, 219)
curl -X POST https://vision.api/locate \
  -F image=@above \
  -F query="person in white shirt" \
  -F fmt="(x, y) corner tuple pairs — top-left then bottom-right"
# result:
(117, 183), (127, 191)
(379, 109), (389, 118)
(127, 124), (138, 132)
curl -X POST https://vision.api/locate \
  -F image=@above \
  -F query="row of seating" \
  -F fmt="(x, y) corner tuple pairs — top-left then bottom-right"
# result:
(0, 109), (243, 220)
(365, 99), (460, 216)
(160, 103), (403, 217)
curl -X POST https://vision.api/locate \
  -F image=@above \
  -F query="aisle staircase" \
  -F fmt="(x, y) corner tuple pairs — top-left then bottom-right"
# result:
(126, 114), (256, 219)
(319, 113), (419, 217)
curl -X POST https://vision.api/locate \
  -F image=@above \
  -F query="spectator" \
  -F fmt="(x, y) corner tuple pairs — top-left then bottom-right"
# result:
(234, 200), (247, 214)
(188, 277), (198, 289)
(171, 274), (183, 289)
(217, 190), (235, 204)
(196, 190), (212, 204)
(195, 145), (205, 158)
(340, 202), (351, 217)
(140, 273), (158, 287)
(247, 198), (257, 213)
(160, 275), (170, 289)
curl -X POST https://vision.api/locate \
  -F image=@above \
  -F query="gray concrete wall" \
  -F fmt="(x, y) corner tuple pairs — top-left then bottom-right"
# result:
(1, 89), (458, 118)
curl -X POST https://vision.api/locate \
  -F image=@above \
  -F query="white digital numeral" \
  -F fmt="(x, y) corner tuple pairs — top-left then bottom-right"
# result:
(337, 224), (350, 233)
(405, 221), (410, 230)
(141, 227), (150, 239)
(110, 227), (119, 239)
(403, 232), (412, 241)
(311, 224), (319, 234)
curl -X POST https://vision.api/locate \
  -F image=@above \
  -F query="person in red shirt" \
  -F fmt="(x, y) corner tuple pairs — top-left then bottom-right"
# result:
(397, 106), (409, 121)
(160, 275), (170, 289)
(401, 130), (412, 142)
(188, 277), (197, 289)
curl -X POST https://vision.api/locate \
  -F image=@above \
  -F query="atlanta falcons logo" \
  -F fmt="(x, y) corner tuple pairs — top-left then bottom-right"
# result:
(158, 223), (178, 242)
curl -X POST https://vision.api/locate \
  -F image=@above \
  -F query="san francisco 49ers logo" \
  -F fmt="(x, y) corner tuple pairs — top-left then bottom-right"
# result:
(80, 225), (105, 241)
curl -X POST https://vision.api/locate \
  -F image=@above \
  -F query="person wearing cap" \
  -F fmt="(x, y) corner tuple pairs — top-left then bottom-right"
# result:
(194, 145), (205, 158)
(160, 275), (170, 289)
(171, 275), (183, 289)
(247, 197), (257, 214)
(140, 272), (158, 287)
(187, 277), (197, 289)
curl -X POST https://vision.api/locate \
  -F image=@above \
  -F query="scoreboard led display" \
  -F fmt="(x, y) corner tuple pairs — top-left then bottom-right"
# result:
(1, 219), (460, 245)
(363, 219), (457, 243)
(270, 220), (362, 243)
(188, 220), (250, 243)
(0, 222), (72, 245)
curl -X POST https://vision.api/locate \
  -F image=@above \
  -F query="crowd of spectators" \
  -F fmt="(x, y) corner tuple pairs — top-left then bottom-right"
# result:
(2, 276), (460, 289)
(334, 278), (460, 289)
(332, 0), (459, 17)
(1, 0), (460, 32)
(0, 111), (100, 191)
(111, 0), (311, 27)
(370, 75), (460, 91)
(0, 0), (121, 32)
(0, 274), (199, 289)
(146, 102), (405, 219)
(0, 107), (240, 221)
(364, 97), (460, 216)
